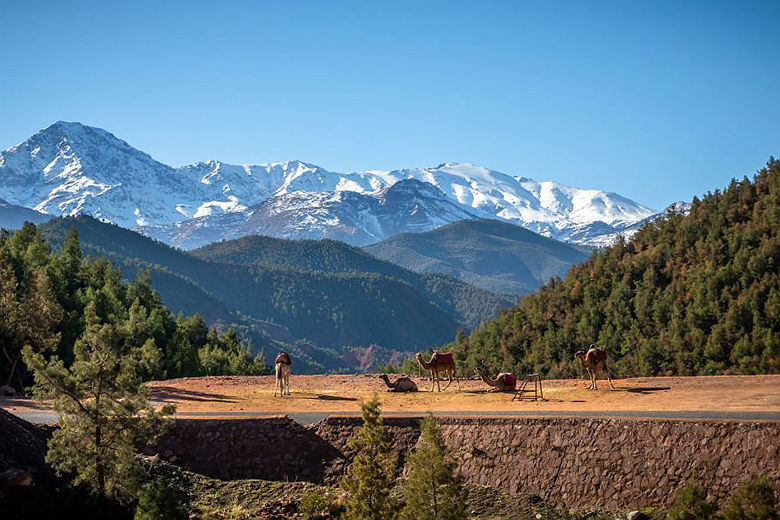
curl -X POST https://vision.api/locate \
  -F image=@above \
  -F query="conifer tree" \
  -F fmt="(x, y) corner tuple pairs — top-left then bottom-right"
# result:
(1, 258), (62, 390)
(23, 301), (174, 504)
(339, 394), (397, 520)
(400, 414), (466, 520)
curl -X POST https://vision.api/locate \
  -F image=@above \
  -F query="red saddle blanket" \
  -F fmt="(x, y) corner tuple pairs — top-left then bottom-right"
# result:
(503, 373), (517, 389)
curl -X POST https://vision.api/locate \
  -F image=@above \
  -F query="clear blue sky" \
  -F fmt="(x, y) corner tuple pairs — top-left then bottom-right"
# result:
(1, 1), (777, 209)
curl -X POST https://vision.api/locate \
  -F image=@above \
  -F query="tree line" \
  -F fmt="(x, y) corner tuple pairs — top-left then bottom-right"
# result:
(0, 223), (266, 392)
(445, 159), (780, 378)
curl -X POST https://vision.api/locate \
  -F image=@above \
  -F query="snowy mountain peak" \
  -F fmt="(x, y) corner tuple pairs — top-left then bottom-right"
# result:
(2, 122), (660, 247)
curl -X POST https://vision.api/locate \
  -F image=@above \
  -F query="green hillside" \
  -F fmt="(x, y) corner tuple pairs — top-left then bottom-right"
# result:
(450, 160), (780, 378)
(192, 235), (515, 328)
(364, 219), (590, 294)
(38, 216), (488, 361)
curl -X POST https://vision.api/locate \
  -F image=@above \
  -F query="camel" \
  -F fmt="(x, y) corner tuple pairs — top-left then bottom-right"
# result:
(474, 367), (517, 392)
(415, 352), (460, 392)
(575, 347), (614, 390)
(379, 374), (418, 392)
(274, 351), (291, 397)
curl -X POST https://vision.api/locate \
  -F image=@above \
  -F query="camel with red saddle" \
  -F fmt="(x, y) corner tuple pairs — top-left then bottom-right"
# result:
(575, 346), (614, 390)
(415, 351), (460, 392)
(475, 367), (517, 392)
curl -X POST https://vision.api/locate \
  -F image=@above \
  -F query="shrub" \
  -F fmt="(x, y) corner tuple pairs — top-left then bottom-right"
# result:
(134, 481), (188, 520)
(721, 476), (779, 520)
(667, 481), (719, 520)
(299, 487), (338, 519)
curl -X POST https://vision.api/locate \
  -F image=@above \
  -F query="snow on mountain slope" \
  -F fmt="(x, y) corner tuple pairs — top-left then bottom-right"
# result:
(145, 179), (480, 249)
(1, 122), (658, 247)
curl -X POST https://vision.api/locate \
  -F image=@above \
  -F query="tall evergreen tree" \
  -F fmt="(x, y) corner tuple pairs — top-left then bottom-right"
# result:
(340, 395), (397, 520)
(23, 301), (174, 504)
(400, 414), (466, 520)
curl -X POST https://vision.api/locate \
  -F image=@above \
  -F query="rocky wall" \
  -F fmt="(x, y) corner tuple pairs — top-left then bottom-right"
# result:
(147, 416), (779, 509)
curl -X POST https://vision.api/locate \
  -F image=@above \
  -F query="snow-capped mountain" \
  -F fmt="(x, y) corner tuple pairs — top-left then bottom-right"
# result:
(0, 122), (658, 247)
(146, 179), (480, 249)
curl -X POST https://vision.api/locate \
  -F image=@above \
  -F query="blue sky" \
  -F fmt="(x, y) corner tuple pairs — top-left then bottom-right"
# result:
(1, 1), (777, 209)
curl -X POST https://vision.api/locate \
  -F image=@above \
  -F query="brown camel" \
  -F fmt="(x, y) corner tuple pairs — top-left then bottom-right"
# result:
(575, 347), (614, 390)
(415, 352), (460, 392)
(274, 351), (291, 397)
(474, 367), (517, 392)
(379, 374), (418, 392)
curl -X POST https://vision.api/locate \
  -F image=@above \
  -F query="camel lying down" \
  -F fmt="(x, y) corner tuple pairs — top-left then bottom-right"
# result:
(379, 374), (418, 392)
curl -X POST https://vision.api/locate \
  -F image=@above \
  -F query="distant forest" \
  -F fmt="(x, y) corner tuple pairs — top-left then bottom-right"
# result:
(450, 159), (780, 378)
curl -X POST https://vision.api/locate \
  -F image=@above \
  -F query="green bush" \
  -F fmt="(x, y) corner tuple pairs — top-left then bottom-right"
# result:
(667, 481), (718, 520)
(721, 476), (779, 520)
(299, 487), (338, 519)
(134, 481), (188, 520)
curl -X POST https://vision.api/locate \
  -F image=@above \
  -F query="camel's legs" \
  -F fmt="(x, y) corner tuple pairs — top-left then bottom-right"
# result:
(605, 367), (614, 389)
(586, 368), (595, 390)
(430, 371), (435, 392)
(592, 370), (598, 390)
(442, 369), (452, 390)
(274, 364), (281, 397)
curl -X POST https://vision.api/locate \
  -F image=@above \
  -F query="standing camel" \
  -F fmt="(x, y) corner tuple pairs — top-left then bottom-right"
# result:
(575, 346), (614, 390)
(474, 367), (517, 392)
(415, 352), (460, 392)
(379, 374), (418, 392)
(274, 351), (291, 397)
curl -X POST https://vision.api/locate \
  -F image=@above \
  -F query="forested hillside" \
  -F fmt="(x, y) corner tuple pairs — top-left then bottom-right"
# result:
(0, 224), (265, 389)
(451, 160), (780, 378)
(38, 217), (507, 361)
(365, 219), (590, 293)
(192, 235), (515, 328)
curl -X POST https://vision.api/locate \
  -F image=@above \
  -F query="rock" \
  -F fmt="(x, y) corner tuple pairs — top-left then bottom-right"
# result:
(627, 512), (651, 520)
(0, 468), (34, 487)
(0, 385), (16, 396)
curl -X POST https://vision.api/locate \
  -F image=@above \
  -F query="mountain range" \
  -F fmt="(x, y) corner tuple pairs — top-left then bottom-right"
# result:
(38, 215), (516, 372)
(1, 122), (657, 248)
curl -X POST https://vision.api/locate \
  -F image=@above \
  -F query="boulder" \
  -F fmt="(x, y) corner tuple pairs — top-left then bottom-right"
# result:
(0, 385), (16, 396)
(627, 512), (651, 520)
(0, 467), (34, 487)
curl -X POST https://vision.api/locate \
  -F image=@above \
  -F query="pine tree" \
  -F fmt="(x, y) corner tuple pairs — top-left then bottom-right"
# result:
(400, 414), (466, 520)
(22, 301), (175, 504)
(339, 395), (397, 520)
(1, 260), (62, 390)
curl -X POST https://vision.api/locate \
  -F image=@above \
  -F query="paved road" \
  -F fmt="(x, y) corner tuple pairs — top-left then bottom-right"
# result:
(13, 409), (780, 425)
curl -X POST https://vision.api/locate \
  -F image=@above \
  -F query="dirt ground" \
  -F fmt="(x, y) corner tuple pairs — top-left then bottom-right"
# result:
(4, 374), (778, 419)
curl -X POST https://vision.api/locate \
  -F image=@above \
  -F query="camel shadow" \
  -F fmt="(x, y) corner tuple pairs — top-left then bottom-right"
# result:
(314, 395), (358, 402)
(150, 386), (239, 403)
(625, 386), (671, 394)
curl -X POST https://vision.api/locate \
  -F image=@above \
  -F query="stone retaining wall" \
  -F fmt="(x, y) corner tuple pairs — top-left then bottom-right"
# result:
(147, 416), (779, 509)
